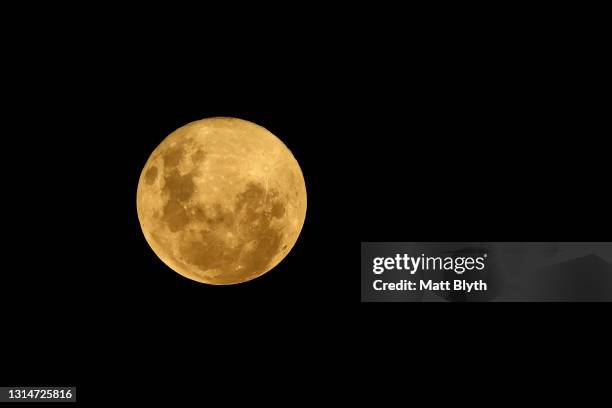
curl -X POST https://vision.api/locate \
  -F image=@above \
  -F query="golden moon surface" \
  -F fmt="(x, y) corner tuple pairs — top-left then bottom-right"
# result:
(136, 117), (307, 285)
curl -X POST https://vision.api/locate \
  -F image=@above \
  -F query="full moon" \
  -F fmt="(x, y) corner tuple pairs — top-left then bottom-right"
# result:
(136, 117), (307, 284)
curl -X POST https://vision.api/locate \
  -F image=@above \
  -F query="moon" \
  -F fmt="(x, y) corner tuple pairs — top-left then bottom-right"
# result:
(136, 117), (307, 285)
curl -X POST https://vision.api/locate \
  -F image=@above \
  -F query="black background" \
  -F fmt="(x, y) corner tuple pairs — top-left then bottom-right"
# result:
(2, 6), (610, 404)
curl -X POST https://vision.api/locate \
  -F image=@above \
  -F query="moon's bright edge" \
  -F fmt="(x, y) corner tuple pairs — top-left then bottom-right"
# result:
(136, 117), (307, 285)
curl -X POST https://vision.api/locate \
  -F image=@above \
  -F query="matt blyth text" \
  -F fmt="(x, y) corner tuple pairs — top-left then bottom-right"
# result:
(373, 279), (487, 293)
